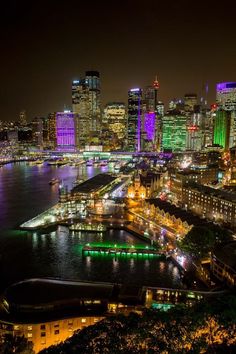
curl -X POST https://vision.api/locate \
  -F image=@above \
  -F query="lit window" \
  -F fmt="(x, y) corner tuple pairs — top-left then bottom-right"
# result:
(81, 319), (86, 323)
(28, 333), (32, 338)
(14, 325), (20, 330)
(28, 326), (32, 331)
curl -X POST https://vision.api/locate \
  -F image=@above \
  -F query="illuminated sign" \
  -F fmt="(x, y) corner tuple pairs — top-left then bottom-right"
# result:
(211, 103), (217, 110)
(187, 126), (198, 131)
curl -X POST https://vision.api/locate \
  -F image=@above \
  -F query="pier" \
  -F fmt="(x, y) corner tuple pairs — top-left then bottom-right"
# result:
(82, 243), (165, 259)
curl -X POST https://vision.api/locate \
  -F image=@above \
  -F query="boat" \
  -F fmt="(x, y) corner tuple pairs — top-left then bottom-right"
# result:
(35, 160), (44, 165)
(99, 160), (108, 167)
(47, 160), (58, 166)
(47, 159), (68, 166)
(28, 159), (44, 166)
(70, 160), (84, 166)
(49, 178), (60, 185)
(114, 163), (121, 171)
(86, 160), (94, 166)
(73, 178), (85, 186)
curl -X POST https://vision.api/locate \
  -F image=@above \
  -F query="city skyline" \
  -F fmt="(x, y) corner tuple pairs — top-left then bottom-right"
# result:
(1, 0), (236, 121)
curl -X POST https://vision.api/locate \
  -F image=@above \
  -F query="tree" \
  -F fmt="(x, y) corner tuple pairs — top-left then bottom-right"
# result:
(0, 334), (34, 354)
(179, 226), (215, 258)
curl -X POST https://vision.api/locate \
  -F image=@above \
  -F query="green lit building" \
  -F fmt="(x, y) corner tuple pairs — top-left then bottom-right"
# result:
(213, 109), (231, 150)
(161, 111), (187, 151)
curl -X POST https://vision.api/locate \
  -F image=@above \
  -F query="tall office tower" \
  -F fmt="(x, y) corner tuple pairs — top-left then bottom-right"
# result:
(216, 82), (236, 111)
(161, 112), (187, 151)
(31, 117), (44, 148)
(56, 111), (77, 151)
(186, 126), (203, 151)
(72, 79), (90, 147)
(142, 78), (160, 151)
(127, 88), (142, 152)
(143, 77), (159, 112)
(72, 71), (101, 147)
(103, 102), (126, 139)
(144, 112), (156, 142)
(41, 116), (50, 146)
(213, 109), (231, 150)
(19, 111), (27, 126)
(184, 94), (197, 112)
(169, 99), (185, 111)
(229, 110), (236, 147)
(156, 101), (164, 116)
(48, 112), (57, 148)
(85, 71), (101, 136)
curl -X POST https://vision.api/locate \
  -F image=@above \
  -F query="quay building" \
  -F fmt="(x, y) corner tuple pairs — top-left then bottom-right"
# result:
(182, 183), (236, 229)
(211, 242), (236, 287)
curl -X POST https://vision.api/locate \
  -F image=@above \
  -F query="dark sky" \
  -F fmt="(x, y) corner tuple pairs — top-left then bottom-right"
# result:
(1, 0), (236, 121)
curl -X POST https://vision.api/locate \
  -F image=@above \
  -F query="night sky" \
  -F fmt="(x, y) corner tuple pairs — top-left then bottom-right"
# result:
(1, 0), (236, 121)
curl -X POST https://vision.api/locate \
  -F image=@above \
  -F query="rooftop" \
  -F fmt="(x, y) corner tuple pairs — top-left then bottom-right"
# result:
(185, 182), (236, 202)
(71, 173), (117, 194)
(4, 279), (115, 307)
(147, 198), (206, 226)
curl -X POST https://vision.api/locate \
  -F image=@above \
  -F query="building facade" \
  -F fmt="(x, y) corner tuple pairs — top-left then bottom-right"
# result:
(211, 242), (236, 288)
(127, 88), (142, 152)
(161, 111), (187, 151)
(213, 109), (231, 150)
(56, 111), (77, 150)
(182, 183), (236, 229)
(184, 93), (197, 112)
(72, 71), (101, 148)
(216, 82), (236, 111)
(103, 102), (126, 143)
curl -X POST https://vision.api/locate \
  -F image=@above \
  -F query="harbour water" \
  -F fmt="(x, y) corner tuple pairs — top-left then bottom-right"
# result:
(0, 162), (183, 292)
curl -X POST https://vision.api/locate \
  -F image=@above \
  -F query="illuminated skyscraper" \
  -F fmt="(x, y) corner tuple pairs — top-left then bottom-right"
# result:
(72, 71), (101, 147)
(216, 82), (236, 111)
(127, 88), (142, 151)
(186, 125), (202, 151)
(184, 94), (197, 112)
(56, 111), (77, 150)
(213, 109), (231, 150)
(19, 110), (27, 126)
(161, 112), (187, 151)
(85, 71), (101, 135)
(103, 102), (126, 139)
(31, 117), (43, 148)
(156, 101), (164, 117)
(144, 112), (156, 142)
(48, 112), (57, 148)
(142, 77), (160, 150)
(72, 79), (89, 147)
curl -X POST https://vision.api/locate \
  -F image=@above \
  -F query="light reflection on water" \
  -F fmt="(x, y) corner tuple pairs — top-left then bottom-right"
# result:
(0, 162), (183, 291)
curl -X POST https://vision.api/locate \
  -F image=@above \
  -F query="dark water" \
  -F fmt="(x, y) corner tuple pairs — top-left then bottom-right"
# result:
(0, 162), (183, 292)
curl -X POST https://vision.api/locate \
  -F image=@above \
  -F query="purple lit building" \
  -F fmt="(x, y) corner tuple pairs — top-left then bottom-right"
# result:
(144, 112), (156, 141)
(216, 82), (236, 111)
(56, 111), (76, 150)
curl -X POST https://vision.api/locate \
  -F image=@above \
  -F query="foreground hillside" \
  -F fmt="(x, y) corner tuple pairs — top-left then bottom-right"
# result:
(38, 295), (236, 354)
